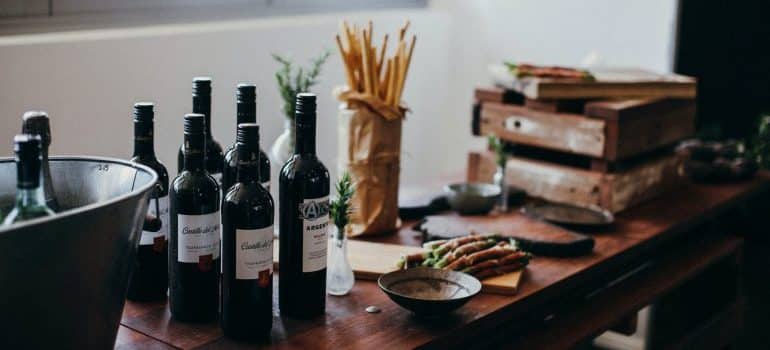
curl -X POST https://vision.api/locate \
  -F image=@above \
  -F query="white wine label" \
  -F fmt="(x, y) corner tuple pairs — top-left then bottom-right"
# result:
(300, 195), (330, 273)
(261, 181), (270, 192)
(177, 212), (220, 264)
(234, 226), (274, 281)
(140, 195), (169, 245)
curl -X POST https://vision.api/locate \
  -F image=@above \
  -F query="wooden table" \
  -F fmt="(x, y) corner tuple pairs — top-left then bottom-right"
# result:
(116, 174), (770, 350)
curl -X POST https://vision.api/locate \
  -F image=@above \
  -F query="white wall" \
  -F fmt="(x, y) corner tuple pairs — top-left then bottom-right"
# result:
(434, 0), (679, 151)
(0, 0), (679, 188)
(0, 10), (454, 188)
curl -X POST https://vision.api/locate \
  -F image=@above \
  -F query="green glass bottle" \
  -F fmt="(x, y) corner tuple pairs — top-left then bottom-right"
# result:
(2, 134), (55, 225)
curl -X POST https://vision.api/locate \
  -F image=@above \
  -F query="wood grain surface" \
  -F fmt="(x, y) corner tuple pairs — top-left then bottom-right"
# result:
(479, 102), (606, 157)
(116, 174), (770, 349)
(468, 151), (683, 213)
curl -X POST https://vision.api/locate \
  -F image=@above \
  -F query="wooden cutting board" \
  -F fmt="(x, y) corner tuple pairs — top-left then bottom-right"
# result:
(273, 240), (524, 295)
(489, 64), (696, 99)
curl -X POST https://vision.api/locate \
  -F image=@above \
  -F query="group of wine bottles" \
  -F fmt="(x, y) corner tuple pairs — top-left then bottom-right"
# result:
(127, 77), (330, 341)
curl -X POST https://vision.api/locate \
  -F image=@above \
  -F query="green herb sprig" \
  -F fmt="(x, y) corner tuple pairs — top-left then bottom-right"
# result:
(330, 172), (355, 240)
(488, 134), (508, 168)
(272, 50), (331, 120)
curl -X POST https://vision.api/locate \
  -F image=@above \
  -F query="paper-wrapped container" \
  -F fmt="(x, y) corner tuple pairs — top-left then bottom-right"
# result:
(337, 90), (405, 236)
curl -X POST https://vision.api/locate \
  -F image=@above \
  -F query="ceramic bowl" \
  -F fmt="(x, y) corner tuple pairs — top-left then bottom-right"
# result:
(378, 267), (481, 316)
(444, 182), (500, 215)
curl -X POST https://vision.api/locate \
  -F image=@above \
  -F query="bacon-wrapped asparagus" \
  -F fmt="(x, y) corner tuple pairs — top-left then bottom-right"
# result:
(434, 239), (497, 268)
(395, 233), (531, 279)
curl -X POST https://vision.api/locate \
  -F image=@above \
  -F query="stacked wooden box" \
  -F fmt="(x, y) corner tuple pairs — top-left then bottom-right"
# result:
(469, 70), (697, 213)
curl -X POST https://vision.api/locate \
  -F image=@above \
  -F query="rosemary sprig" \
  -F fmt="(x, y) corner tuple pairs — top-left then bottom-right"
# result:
(272, 50), (331, 120)
(488, 134), (508, 168)
(330, 172), (355, 240)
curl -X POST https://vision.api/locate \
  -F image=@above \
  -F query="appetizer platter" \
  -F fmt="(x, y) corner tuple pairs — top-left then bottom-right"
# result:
(397, 233), (531, 280)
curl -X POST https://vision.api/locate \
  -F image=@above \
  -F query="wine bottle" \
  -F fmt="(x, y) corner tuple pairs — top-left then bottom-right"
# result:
(169, 113), (221, 322)
(222, 84), (270, 194)
(221, 123), (274, 339)
(21, 111), (59, 212)
(178, 77), (224, 186)
(127, 102), (170, 301)
(2, 134), (55, 225)
(278, 93), (330, 318)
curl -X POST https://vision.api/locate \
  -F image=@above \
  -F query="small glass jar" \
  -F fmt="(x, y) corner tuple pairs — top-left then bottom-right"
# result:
(327, 225), (354, 296)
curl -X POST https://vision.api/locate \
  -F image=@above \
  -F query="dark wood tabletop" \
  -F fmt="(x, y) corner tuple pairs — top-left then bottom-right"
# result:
(115, 174), (770, 350)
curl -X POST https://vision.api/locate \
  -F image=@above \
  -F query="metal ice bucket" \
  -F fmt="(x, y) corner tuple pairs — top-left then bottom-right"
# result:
(0, 156), (157, 349)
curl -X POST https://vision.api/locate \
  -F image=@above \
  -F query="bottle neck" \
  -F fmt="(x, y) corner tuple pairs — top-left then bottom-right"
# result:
(182, 132), (206, 171)
(193, 94), (212, 139)
(294, 123), (316, 155)
(133, 121), (156, 158)
(16, 156), (44, 206)
(235, 145), (260, 183)
(236, 102), (256, 131)
(16, 186), (46, 209)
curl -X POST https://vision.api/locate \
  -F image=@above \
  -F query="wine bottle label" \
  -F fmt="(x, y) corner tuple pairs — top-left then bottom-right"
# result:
(261, 181), (270, 192)
(300, 196), (330, 273)
(140, 195), (169, 246)
(234, 226), (274, 282)
(177, 212), (221, 264)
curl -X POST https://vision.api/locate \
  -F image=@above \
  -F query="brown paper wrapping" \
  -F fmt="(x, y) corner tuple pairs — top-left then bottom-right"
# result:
(337, 90), (405, 237)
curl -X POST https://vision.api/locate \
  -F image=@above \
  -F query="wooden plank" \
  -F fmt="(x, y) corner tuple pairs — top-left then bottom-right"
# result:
(605, 154), (683, 212)
(474, 86), (524, 104)
(469, 151), (604, 207)
(479, 102), (606, 157)
(121, 301), (221, 350)
(115, 326), (176, 350)
(490, 64), (697, 100)
(585, 99), (696, 160)
(468, 151), (683, 213)
(525, 98), (586, 113)
(502, 236), (743, 350)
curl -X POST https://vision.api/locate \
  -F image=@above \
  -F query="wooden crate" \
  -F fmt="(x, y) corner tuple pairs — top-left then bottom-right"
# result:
(467, 151), (683, 213)
(474, 98), (695, 161)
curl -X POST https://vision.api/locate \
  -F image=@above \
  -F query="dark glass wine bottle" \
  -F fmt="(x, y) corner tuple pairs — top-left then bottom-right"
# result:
(21, 111), (59, 212)
(127, 102), (170, 301)
(2, 134), (55, 225)
(221, 123), (274, 339)
(178, 77), (224, 186)
(222, 84), (270, 194)
(169, 113), (221, 322)
(278, 93), (330, 318)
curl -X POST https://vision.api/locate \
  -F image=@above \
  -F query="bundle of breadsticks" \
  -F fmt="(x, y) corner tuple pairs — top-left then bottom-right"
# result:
(335, 21), (416, 237)
(396, 233), (532, 280)
(336, 20), (415, 113)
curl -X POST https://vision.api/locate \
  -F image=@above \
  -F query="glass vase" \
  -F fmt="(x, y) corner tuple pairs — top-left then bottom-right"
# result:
(270, 119), (294, 169)
(327, 226), (354, 296)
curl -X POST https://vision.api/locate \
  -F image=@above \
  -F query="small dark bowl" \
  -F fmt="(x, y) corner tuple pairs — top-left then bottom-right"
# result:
(378, 267), (482, 316)
(444, 183), (500, 215)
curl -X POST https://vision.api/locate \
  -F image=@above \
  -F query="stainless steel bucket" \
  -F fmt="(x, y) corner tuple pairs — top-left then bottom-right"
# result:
(0, 156), (157, 349)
